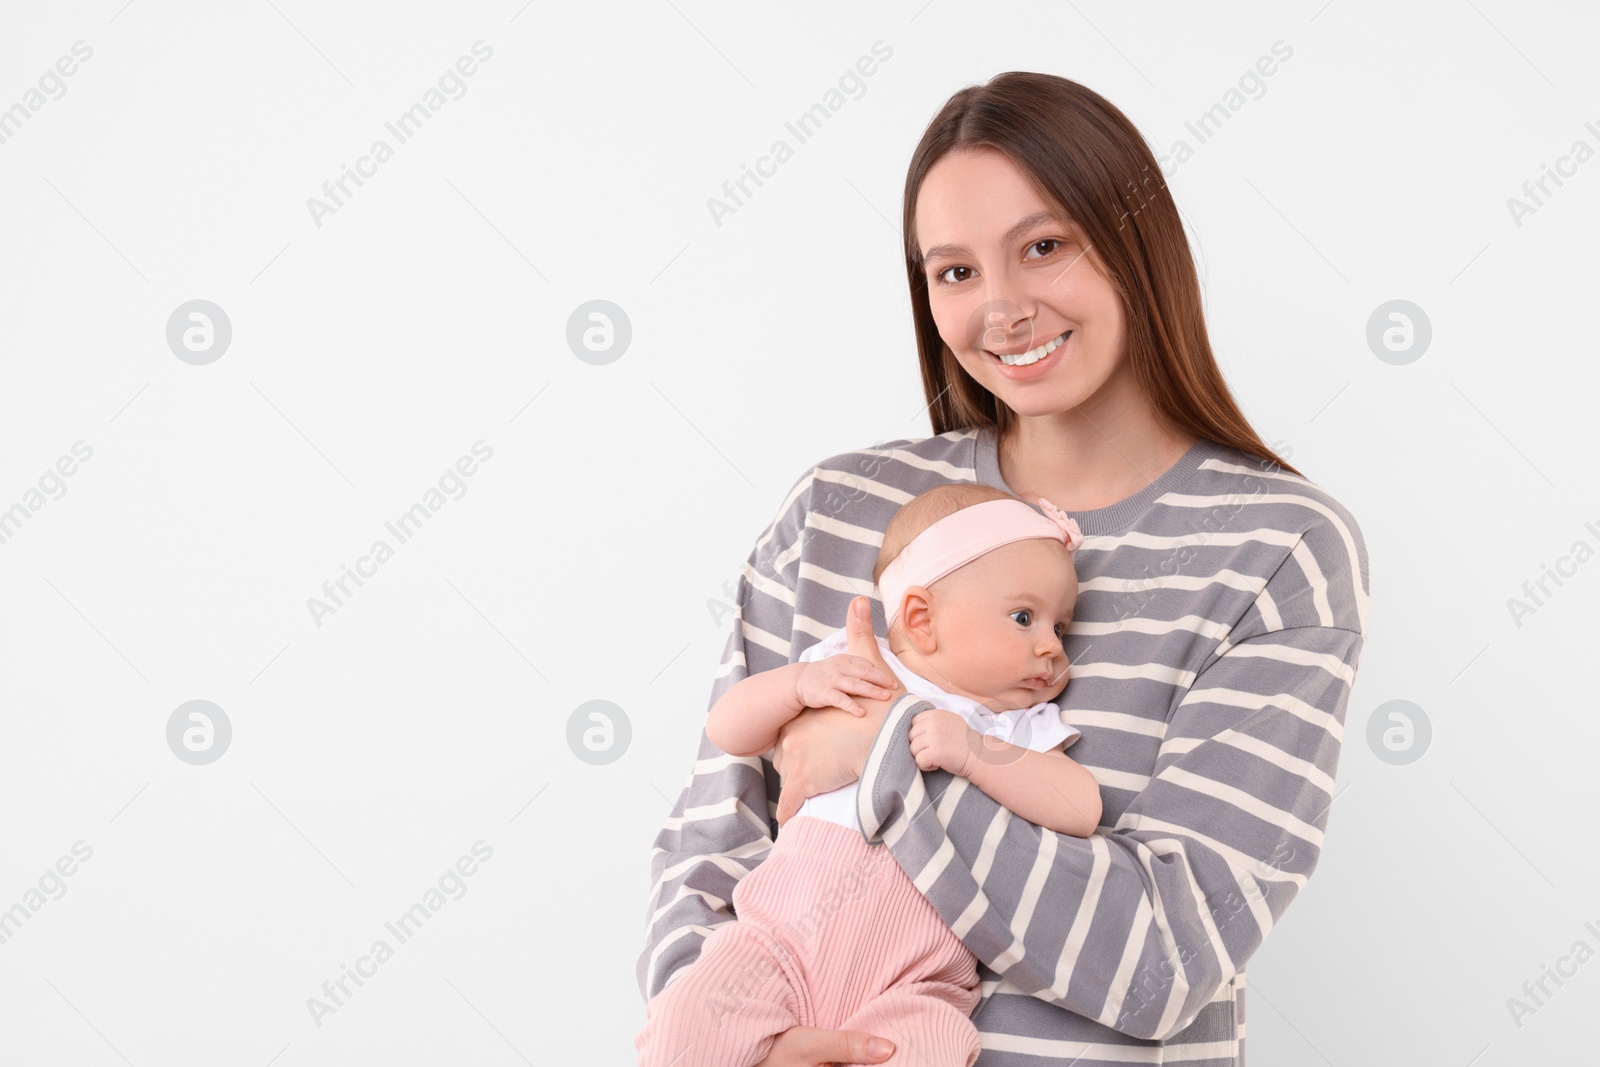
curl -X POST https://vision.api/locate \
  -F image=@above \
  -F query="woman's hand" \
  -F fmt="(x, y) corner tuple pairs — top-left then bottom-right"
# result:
(772, 597), (907, 827)
(754, 1024), (895, 1066)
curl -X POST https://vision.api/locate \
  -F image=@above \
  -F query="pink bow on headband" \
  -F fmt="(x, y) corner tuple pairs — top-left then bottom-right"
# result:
(1036, 498), (1085, 552)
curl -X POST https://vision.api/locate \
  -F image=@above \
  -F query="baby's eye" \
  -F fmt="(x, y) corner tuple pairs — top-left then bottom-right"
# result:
(1010, 609), (1033, 627)
(1054, 622), (1069, 644)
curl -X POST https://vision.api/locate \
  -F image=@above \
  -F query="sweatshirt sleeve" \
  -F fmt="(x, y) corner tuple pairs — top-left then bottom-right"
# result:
(855, 524), (1367, 1039)
(635, 467), (814, 1003)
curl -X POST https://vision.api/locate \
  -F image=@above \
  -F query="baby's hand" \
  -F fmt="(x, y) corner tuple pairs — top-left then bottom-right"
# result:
(794, 656), (898, 717)
(909, 708), (979, 777)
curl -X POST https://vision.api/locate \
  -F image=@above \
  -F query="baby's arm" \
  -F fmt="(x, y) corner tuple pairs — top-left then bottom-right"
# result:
(707, 654), (899, 759)
(962, 742), (1103, 838)
(704, 664), (809, 758)
(910, 709), (1101, 837)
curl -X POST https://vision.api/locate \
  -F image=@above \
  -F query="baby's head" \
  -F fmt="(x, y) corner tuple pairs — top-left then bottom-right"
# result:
(873, 484), (1082, 713)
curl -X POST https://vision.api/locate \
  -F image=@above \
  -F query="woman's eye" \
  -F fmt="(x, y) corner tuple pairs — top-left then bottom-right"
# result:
(1011, 609), (1032, 627)
(935, 240), (1069, 285)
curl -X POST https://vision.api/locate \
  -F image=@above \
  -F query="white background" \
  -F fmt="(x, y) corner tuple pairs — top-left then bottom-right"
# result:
(0, 1), (1595, 1064)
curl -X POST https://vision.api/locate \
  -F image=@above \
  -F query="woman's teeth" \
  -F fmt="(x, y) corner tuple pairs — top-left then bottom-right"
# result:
(994, 331), (1070, 366)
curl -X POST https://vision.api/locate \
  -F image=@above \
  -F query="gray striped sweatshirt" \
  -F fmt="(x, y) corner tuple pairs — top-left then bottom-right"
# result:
(639, 425), (1369, 1065)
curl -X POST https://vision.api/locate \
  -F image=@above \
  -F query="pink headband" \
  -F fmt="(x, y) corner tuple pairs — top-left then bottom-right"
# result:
(878, 497), (1084, 628)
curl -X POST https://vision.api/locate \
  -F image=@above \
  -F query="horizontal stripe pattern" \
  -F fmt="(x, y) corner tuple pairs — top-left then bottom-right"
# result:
(640, 426), (1368, 1065)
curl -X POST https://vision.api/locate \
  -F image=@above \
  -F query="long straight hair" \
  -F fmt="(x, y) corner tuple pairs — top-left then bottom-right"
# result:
(901, 72), (1302, 478)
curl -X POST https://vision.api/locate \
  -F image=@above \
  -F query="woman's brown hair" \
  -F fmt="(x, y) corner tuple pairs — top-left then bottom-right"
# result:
(901, 71), (1302, 478)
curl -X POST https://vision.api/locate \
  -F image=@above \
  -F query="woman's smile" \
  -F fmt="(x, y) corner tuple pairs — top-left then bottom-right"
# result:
(983, 329), (1071, 380)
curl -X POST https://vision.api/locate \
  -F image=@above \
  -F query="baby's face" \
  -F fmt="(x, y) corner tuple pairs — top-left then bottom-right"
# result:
(920, 538), (1079, 711)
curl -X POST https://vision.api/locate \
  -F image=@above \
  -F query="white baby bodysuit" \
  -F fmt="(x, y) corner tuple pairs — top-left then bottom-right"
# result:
(792, 627), (1080, 833)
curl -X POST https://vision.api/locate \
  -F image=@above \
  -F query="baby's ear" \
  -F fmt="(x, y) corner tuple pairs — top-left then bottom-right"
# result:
(897, 588), (939, 654)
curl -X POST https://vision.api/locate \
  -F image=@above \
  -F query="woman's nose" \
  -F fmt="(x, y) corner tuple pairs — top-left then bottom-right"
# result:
(975, 292), (1033, 343)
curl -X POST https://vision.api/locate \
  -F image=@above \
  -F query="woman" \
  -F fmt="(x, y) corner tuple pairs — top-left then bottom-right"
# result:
(638, 71), (1368, 1066)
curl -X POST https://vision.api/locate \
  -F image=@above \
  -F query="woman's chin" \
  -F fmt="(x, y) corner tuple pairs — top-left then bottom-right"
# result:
(997, 390), (1084, 420)
(992, 369), (1114, 421)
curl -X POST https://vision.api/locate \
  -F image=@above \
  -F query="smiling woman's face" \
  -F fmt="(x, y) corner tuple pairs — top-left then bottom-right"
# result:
(915, 146), (1133, 422)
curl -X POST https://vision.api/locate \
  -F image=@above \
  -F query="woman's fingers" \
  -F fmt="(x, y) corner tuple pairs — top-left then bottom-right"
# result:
(755, 1026), (895, 1066)
(844, 597), (876, 644)
(844, 597), (894, 676)
(809, 1028), (895, 1064)
(774, 781), (800, 827)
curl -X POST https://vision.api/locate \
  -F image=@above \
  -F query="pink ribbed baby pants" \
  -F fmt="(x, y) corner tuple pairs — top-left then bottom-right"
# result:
(636, 814), (982, 1067)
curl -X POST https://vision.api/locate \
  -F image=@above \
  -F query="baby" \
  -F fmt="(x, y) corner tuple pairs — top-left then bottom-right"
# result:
(635, 484), (1103, 1067)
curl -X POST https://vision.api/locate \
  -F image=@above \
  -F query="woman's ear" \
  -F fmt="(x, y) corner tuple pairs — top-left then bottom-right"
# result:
(900, 585), (938, 655)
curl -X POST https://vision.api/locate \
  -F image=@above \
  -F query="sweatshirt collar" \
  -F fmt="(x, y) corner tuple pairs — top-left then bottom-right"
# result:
(971, 424), (1224, 536)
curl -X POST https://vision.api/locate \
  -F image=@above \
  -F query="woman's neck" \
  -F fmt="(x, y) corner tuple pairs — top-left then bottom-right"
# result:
(997, 407), (1198, 513)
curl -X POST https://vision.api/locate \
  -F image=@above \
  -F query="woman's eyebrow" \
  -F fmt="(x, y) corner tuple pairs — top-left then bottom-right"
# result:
(921, 210), (1061, 263)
